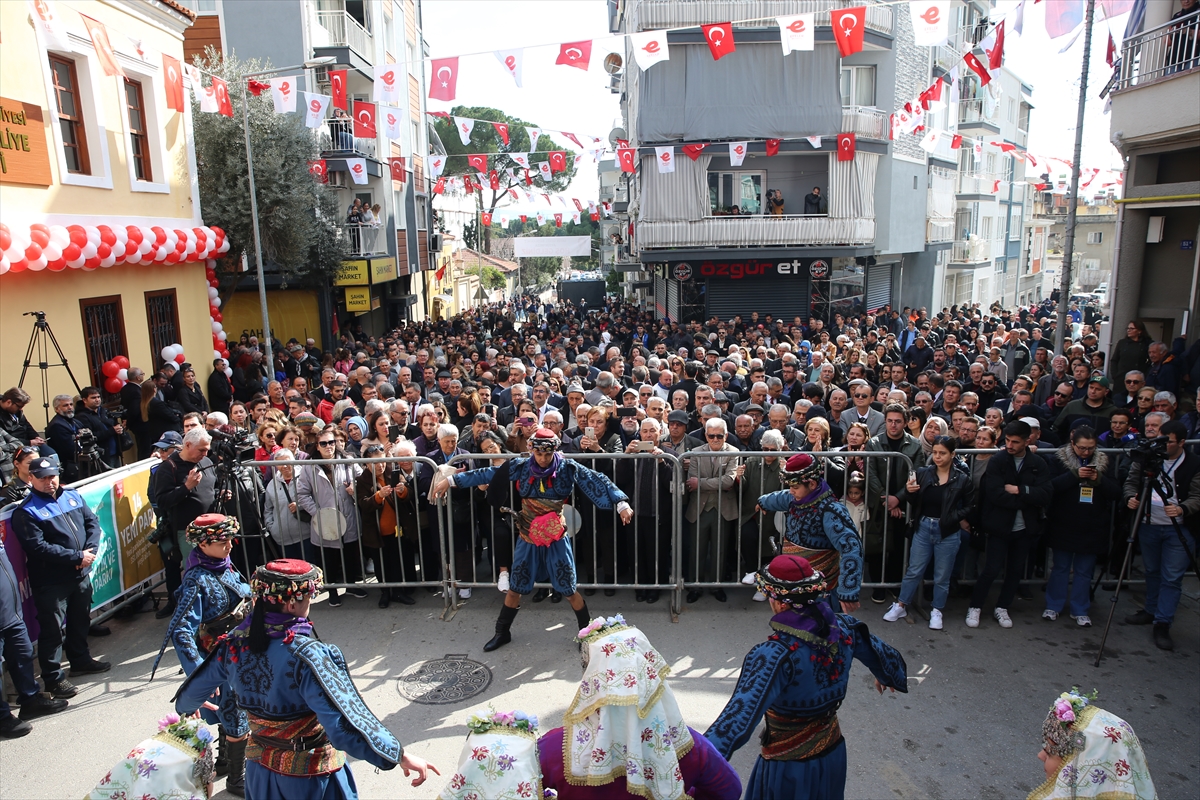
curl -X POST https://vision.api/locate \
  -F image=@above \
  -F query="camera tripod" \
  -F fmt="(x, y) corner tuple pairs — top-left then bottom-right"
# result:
(1095, 464), (1200, 666)
(19, 311), (81, 425)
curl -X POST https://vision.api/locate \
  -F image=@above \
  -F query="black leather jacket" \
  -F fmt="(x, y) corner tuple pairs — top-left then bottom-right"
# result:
(897, 464), (975, 537)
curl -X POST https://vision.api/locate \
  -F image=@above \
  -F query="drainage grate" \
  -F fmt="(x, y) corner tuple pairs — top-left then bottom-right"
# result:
(396, 654), (492, 705)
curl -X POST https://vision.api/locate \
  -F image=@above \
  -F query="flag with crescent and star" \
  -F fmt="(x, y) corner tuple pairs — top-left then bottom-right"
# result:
(702, 22), (736, 60)
(428, 57), (459, 101)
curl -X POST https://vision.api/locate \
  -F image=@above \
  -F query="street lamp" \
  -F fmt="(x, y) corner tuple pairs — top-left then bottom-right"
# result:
(240, 56), (337, 357)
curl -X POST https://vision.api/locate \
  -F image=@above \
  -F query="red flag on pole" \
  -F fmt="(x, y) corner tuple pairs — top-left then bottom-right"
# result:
(353, 101), (376, 137)
(428, 58), (459, 101)
(553, 213), (563, 228)
(986, 20), (1005, 69)
(962, 52), (992, 85)
(831, 7), (866, 57)
(563, 132), (583, 147)
(765, 139), (781, 156)
(308, 160), (328, 182)
(837, 133), (856, 161)
(555, 41), (592, 70)
(390, 157), (406, 182)
(330, 69), (348, 110)
(701, 23), (736, 60)
(212, 78), (234, 118)
(436, 262), (447, 281)
(617, 148), (636, 172)
(481, 212), (493, 226)
(163, 54), (184, 111)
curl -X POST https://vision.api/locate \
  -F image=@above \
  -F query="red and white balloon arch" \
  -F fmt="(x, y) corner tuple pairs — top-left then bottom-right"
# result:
(0, 221), (230, 274)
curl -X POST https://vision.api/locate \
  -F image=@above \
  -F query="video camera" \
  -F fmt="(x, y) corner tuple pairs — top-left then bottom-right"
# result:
(1129, 435), (1169, 474)
(208, 427), (256, 465)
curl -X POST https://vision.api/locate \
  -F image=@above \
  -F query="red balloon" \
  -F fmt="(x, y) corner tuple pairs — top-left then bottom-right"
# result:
(209, 279), (220, 288)
(104, 377), (124, 394)
(220, 349), (230, 360)
(151, 226), (167, 245)
(97, 225), (117, 246)
(84, 256), (101, 269)
(46, 259), (67, 272)
(96, 242), (112, 259)
(205, 268), (216, 280)
(165, 253), (180, 264)
(125, 225), (142, 245)
(212, 311), (223, 323)
(114, 355), (130, 369)
(173, 353), (186, 364)
(0, 224), (10, 252)
(24, 243), (42, 262)
(29, 224), (50, 247)
(9, 259), (27, 273)
(209, 306), (220, 318)
(102, 360), (120, 378)
(62, 243), (82, 261)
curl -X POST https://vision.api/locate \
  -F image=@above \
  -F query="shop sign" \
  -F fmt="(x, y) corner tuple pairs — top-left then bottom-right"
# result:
(345, 286), (372, 311)
(0, 98), (52, 186)
(333, 259), (369, 286)
(668, 258), (822, 281)
(370, 256), (397, 284)
(809, 259), (830, 279)
(671, 262), (692, 280)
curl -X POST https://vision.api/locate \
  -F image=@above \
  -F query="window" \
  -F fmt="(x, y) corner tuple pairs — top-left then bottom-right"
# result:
(394, 188), (407, 229)
(1083, 258), (1102, 271)
(416, 194), (427, 230)
(1007, 98), (1017, 123)
(708, 171), (764, 215)
(981, 216), (993, 239)
(1086, 231), (1103, 244)
(985, 153), (997, 175)
(383, 4), (396, 55)
(839, 66), (876, 107)
(145, 290), (180, 361)
(80, 296), (128, 391)
(50, 56), (89, 175)
(1010, 210), (1022, 240)
(125, 79), (152, 182)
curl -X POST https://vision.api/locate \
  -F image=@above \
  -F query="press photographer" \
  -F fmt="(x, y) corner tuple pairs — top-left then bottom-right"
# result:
(74, 387), (127, 468)
(149, 428), (216, 619)
(44, 395), (86, 483)
(207, 425), (268, 574)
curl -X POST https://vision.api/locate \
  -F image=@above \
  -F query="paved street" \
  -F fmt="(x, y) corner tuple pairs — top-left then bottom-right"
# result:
(3, 581), (1196, 800)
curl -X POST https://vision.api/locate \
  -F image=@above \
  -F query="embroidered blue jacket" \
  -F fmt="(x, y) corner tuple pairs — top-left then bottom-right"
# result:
(758, 487), (864, 603)
(454, 456), (629, 507)
(175, 627), (402, 771)
(704, 613), (907, 760)
(153, 564), (251, 676)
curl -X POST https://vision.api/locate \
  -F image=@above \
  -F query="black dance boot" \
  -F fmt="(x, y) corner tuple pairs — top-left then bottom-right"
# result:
(574, 603), (592, 632)
(225, 737), (246, 797)
(214, 728), (229, 776)
(484, 605), (519, 652)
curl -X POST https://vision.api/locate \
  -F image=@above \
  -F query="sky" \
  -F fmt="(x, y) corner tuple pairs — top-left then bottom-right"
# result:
(419, 0), (1128, 221)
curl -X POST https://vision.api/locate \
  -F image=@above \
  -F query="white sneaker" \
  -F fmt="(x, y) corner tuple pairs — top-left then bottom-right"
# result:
(752, 591), (767, 602)
(1042, 610), (1058, 621)
(459, 588), (472, 599)
(994, 608), (1013, 628)
(497, 572), (510, 593)
(883, 602), (907, 622)
(965, 608), (981, 628)
(929, 609), (943, 630)
(742, 571), (757, 586)
(1072, 615), (1092, 627)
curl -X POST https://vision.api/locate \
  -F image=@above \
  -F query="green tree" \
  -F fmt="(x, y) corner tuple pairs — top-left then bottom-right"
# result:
(605, 269), (623, 294)
(434, 107), (584, 255)
(189, 48), (346, 291)
(465, 264), (507, 290)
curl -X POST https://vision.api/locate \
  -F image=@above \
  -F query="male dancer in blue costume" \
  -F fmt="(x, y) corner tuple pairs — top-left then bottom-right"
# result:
(756, 452), (864, 613)
(175, 559), (438, 798)
(705, 554), (908, 800)
(431, 427), (633, 651)
(152, 513), (252, 794)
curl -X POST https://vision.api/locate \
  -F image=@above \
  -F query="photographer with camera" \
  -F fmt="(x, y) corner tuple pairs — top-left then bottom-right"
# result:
(45, 395), (86, 483)
(1122, 421), (1200, 651)
(149, 428), (217, 620)
(74, 387), (126, 468)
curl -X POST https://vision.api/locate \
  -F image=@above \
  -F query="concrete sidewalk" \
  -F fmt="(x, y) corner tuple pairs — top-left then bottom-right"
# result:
(2, 582), (1196, 799)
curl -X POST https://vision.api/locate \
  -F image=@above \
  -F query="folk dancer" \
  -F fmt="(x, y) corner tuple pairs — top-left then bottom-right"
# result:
(705, 555), (908, 800)
(432, 428), (633, 651)
(174, 559), (438, 798)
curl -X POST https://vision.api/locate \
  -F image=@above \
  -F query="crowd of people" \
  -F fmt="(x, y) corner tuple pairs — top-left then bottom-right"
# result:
(1, 293), (1198, 745)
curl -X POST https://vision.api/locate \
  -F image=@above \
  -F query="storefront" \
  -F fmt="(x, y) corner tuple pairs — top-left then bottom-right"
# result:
(333, 255), (399, 335)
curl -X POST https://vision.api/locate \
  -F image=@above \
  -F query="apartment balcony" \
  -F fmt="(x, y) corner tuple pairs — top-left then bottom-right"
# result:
(842, 106), (888, 140)
(336, 224), (388, 258)
(318, 118), (378, 160)
(957, 171), (998, 197)
(1110, 11), (1200, 149)
(314, 8), (373, 59)
(636, 215), (875, 250)
(957, 98), (1000, 132)
(948, 236), (998, 267)
(632, 0), (893, 38)
(926, 219), (954, 244)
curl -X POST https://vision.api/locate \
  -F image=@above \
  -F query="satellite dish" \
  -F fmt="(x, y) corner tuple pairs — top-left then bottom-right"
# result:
(603, 53), (623, 74)
(608, 127), (627, 148)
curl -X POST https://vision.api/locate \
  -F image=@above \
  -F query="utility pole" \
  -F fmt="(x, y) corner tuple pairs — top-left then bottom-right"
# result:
(1055, 0), (1095, 354)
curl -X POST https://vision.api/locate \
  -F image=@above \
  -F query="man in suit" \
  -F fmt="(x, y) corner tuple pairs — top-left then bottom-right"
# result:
(753, 404), (805, 450)
(496, 384), (527, 428)
(840, 379), (885, 438)
(733, 382), (770, 416)
(684, 418), (740, 605)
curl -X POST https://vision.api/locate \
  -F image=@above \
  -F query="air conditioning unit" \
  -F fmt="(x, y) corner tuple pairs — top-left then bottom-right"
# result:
(327, 170), (348, 188)
(429, 232), (443, 252)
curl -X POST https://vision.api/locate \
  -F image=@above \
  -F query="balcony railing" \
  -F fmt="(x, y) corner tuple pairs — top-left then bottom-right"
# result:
(633, 0), (893, 36)
(842, 105), (888, 139)
(958, 98), (999, 126)
(1114, 10), (1200, 92)
(957, 171), (998, 195)
(315, 9), (373, 57)
(926, 219), (954, 244)
(637, 215), (875, 248)
(318, 118), (377, 159)
(949, 237), (998, 264)
(337, 223), (387, 258)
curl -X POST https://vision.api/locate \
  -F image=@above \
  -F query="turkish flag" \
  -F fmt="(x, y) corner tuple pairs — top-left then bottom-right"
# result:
(492, 122), (509, 145)
(329, 69), (348, 111)
(468, 154), (488, 172)
(481, 212), (493, 226)
(573, 198), (583, 211)
(553, 213), (563, 228)
(962, 51), (992, 85)
(682, 143), (708, 161)
(831, 7), (866, 57)
(520, 215), (528, 223)
(434, 177), (445, 194)
(563, 132), (583, 148)
(986, 20), (1005, 69)
(489, 170), (500, 190)
(1106, 33), (1116, 68)
(556, 40), (592, 70)
(390, 156), (406, 182)
(429, 57), (459, 101)
(81, 15), (124, 77)
(524, 169), (533, 186)
(765, 139), (781, 157)
(837, 133), (856, 162)
(463, 175), (474, 194)
(951, 134), (963, 149)
(212, 78), (234, 118)
(308, 160), (328, 183)
(617, 148), (636, 173)
(548, 151), (567, 173)
(163, 55), (184, 111)
(436, 263), (446, 281)
(353, 101), (376, 137)
(590, 212), (600, 222)
(702, 23), (736, 60)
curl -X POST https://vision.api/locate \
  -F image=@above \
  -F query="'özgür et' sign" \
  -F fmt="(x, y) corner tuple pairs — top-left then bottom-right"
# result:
(666, 258), (830, 281)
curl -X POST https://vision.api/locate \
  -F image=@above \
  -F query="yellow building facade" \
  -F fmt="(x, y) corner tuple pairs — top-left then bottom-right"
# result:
(0, 0), (217, 418)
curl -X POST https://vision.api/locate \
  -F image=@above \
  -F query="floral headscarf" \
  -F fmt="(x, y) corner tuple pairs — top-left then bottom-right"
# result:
(438, 710), (542, 800)
(563, 624), (692, 800)
(1028, 703), (1157, 800)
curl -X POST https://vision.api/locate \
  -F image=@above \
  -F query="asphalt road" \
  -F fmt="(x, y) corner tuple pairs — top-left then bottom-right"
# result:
(2, 580), (1195, 799)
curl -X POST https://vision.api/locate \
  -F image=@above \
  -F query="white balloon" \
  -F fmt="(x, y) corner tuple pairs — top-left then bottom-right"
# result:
(161, 346), (176, 361)
(100, 254), (116, 268)
(84, 226), (101, 246)
(224, 367), (233, 377)
(171, 342), (182, 352)
(155, 246), (169, 261)
(118, 369), (128, 381)
(211, 321), (223, 333)
(28, 257), (47, 271)
(49, 225), (70, 248)
(82, 242), (98, 259)
(4, 245), (22, 263)
(211, 296), (222, 308)
(214, 350), (222, 359)
(208, 286), (219, 300)
(114, 227), (128, 245)
(217, 331), (227, 341)
(0, 259), (8, 276)
(67, 257), (85, 269)
(42, 244), (62, 262)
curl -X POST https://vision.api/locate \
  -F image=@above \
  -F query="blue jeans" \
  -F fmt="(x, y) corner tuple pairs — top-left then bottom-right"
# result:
(1141, 523), (1196, 625)
(898, 518), (961, 610)
(1044, 550), (1097, 616)
(0, 621), (40, 718)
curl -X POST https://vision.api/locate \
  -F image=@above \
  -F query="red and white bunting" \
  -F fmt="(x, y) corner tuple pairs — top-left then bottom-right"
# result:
(910, 1), (951, 47)
(353, 101), (376, 137)
(525, 127), (542, 147)
(630, 30), (670, 71)
(454, 116), (474, 145)
(553, 213), (563, 228)
(429, 58), (459, 102)
(28, 0), (73, 52)
(548, 151), (567, 173)
(655, 146), (675, 173)
(390, 157), (406, 182)
(617, 148), (636, 173)
(329, 69), (348, 111)
(831, 7), (866, 57)
(303, 93), (329, 128)
(765, 139), (781, 156)
(373, 64), (402, 105)
(494, 49), (524, 87)
(962, 51), (991, 85)
(493, 122), (510, 145)
(919, 129), (945, 153)
(511, 153), (530, 169)
(806, 136), (822, 149)
(429, 155), (447, 178)
(682, 143), (707, 161)
(381, 105), (402, 139)
(556, 40), (592, 70)
(270, 76), (297, 114)
(728, 141), (748, 166)
(537, 161), (553, 181)
(81, 15), (124, 77)
(777, 14), (814, 55)
(163, 55), (185, 112)
(346, 158), (368, 185)
(467, 153), (488, 172)
(702, 22), (736, 60)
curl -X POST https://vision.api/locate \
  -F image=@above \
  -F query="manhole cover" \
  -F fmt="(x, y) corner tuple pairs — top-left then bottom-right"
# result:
(396, 654), (492, 705)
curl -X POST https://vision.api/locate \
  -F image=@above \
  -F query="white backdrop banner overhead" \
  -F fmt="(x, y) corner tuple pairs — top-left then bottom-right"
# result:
(513, 236), (592, 257)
